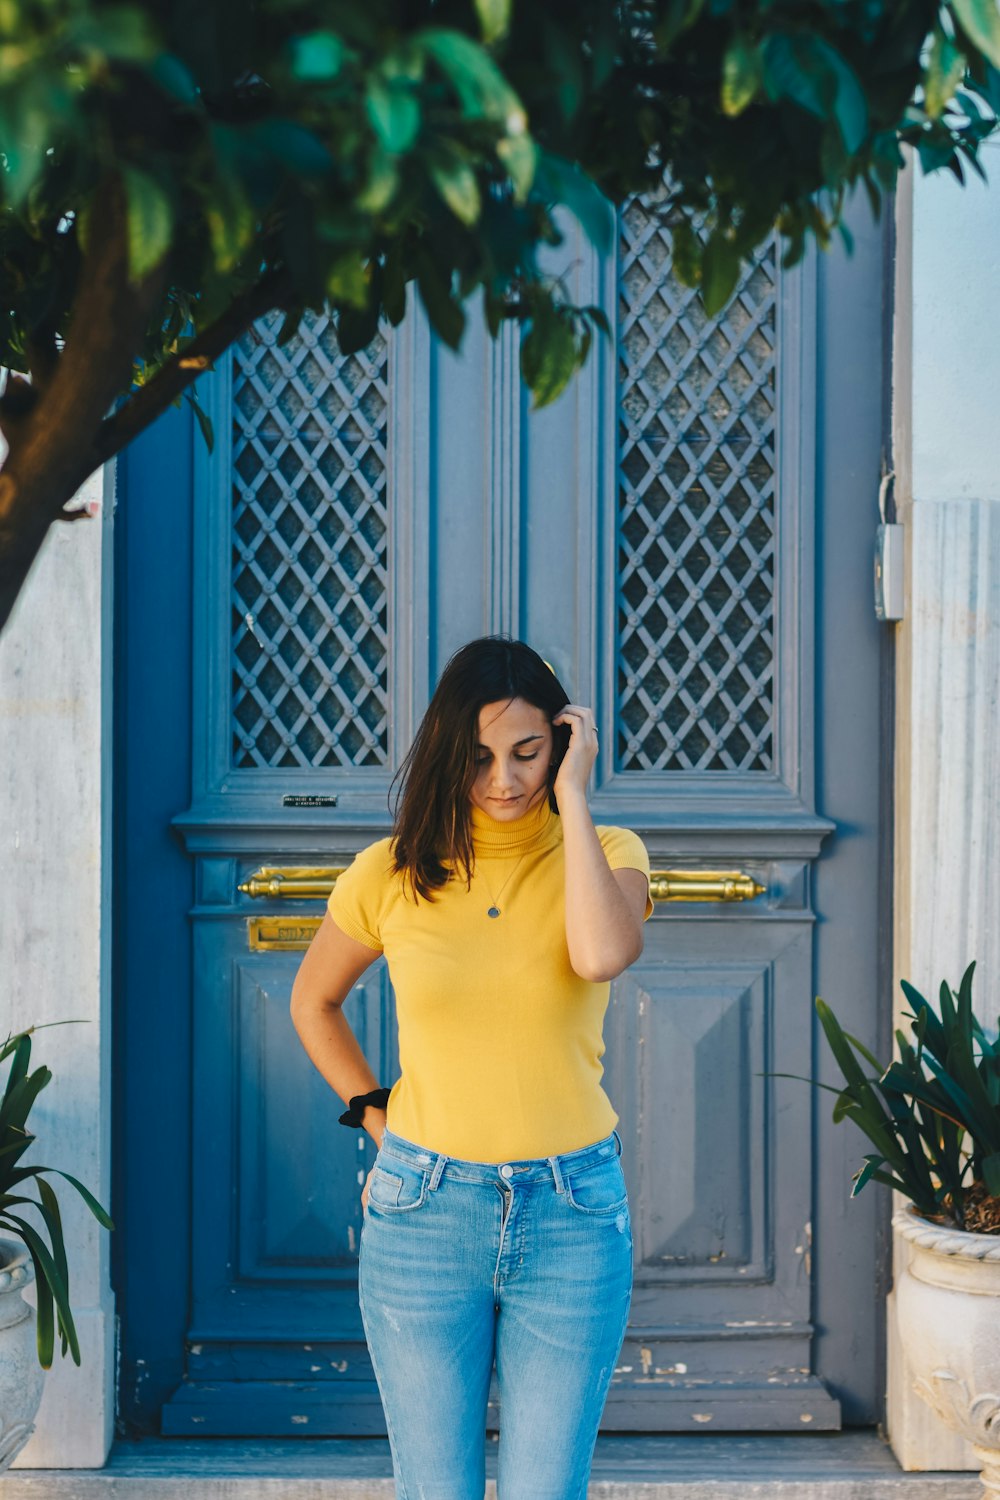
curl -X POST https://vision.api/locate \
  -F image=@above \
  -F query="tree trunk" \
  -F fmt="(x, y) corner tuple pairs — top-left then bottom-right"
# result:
(0, 173), (292, 638)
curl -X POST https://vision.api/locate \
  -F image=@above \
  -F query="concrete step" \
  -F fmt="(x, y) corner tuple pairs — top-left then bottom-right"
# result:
(0, 1432), (983, 1499)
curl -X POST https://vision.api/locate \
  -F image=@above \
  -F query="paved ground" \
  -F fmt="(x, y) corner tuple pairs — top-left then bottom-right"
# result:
(0, 1430), (984, 1498)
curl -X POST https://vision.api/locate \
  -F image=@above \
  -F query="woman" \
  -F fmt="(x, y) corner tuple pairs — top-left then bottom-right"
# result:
(290, 636), (653, 1500)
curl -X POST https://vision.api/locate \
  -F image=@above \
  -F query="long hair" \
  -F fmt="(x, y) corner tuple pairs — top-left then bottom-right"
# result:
(388, 636), (572, 902)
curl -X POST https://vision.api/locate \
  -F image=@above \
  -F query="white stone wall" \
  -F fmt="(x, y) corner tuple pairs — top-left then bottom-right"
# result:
(888, 144), (1000, 1471)
(0, 461), (116, 1467)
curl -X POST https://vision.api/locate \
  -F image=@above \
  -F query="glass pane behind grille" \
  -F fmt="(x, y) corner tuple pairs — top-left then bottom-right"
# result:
(616, 194), (777, 774)
(230, 309), (389, 770)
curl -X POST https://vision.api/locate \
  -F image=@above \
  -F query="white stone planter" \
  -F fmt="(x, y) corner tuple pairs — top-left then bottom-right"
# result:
(0, 1236), (47, 1472)
(893, 1203), (1000, 1497)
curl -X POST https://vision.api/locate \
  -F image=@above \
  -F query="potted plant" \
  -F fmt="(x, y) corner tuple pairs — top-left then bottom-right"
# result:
(776, 962), (1000, 1494)
(0, 1023), (114, 1472)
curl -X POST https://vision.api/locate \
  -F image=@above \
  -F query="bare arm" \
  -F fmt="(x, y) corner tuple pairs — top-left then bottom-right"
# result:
(560, 788), (648, 981)
(289, 911), (388, 1149)
(551, 702), (648, 982)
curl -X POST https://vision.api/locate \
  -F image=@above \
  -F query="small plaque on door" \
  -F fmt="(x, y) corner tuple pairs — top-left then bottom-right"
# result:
(248, 916), (323, 951)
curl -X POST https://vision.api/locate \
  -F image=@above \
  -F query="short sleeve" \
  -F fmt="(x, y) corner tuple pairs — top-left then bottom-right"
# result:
(327, 838), (394, 951)
(597, 825), (654, 921)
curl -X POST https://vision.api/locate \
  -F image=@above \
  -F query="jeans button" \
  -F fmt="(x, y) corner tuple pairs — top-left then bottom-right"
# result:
(500, 1164), (513, 1179)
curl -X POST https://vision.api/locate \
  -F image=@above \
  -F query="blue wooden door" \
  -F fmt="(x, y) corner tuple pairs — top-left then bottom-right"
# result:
(114, 188), (890, 1436)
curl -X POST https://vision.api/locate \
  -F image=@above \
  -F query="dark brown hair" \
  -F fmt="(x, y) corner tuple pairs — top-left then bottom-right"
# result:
(388, 636), (572, 902)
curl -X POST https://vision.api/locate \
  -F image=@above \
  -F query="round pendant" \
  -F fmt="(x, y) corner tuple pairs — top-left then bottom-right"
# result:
(487, 906), (501, 918)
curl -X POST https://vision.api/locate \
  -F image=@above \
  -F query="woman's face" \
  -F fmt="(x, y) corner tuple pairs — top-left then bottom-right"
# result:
(469, 697), (554, 819)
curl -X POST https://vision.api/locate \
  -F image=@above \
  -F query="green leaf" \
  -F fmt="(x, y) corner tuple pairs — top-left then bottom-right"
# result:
(150, 54), (200, 106)
(520, 300), (577, 408)
(357, 143), (399, 213)
(326, 252), (370, 309)
(983, 1151), (1000, 1195)
(880, 1062), (967, 1131)
(654, 0), (707, 50)
(246, 120), (333, 179)
(418, 27), (526, 132)
(761, 33), (868, 153)
(761, 1070), (851, 1098)
(701, 230), (741, 315)
(122, 167), (173, 283)
(670, 216), (701, 286)
(34, 1176), (79, 1363)
(413, 247), (465, 349)
(852, 1154), (887, 1194)
(474, 0), (511, 45)
(381, 245), (407, 325)
(0, 1063), (50, 1135)
(428, 150), (481, 225)
(952, 0), (1000, 69)
(925, 28), (968, 117)
(205, 171), (255, 274)
(73, 7), (159, 63)
(0, 86), (54, 207)
(1, 1034), (30, 1105)
(841, 1029), (885, 1073)
(4, 1213), (71, 1368)
(184, 390), (214, 455)
(366, 78), (420, 153)
(30, 1168), (114, 1230)
(815, 998), (904, 1166)
(580, 303), (611, 339)
(535, 153), (613, 254)
(289, 31), (346, 81)
(762, 34), (826, 118)
(722, 35), (762, 116)
(832, 1086), (859, 1124)
(496, 132), (538, 202)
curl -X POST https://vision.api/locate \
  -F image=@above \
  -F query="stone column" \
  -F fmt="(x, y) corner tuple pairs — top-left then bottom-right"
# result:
(0, 461), (116, 1467)
(888, 142), (1000, 1471)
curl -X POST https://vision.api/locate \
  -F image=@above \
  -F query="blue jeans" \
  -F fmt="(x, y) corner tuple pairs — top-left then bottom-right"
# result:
(358, 1124), (633, 1500)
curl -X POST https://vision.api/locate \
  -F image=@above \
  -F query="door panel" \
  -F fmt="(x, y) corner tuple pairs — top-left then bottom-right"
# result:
(128, 188), (887, 1435)
(604, 914), (839, 1428)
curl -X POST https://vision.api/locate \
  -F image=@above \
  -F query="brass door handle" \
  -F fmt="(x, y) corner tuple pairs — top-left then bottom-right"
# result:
(238, 864), (764, 948)
(239, 864), (765, 906)
(238, 866), (345, 899)
(649, 870), (765, 902)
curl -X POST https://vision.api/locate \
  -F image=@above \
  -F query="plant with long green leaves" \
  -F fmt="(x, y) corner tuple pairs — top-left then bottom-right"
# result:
(772, 963), (1000, 1230)
(0, 1022), (115, 1368)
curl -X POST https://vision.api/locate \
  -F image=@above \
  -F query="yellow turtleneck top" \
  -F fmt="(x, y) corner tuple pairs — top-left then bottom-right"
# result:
(327, 797), (653, 1162)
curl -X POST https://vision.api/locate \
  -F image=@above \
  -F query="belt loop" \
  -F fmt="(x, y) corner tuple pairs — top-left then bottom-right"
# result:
(428, 1153), (447, 1191)
(548, 1151), (566, 1195)
(613, 1128), (623, 1158)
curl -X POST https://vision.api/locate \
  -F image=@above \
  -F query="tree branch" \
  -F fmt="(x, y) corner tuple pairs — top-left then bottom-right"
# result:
(0, 171), (170, 635)
(91, 264), (295, 468)
(4, 172), (169, 504)
(25, 327), (60, 392)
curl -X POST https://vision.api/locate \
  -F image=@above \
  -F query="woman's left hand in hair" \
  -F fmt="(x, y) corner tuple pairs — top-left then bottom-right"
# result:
(551, 704), (599, 801)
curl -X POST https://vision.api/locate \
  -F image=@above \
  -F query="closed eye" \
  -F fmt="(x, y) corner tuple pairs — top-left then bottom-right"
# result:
(476, 756), (539, 768)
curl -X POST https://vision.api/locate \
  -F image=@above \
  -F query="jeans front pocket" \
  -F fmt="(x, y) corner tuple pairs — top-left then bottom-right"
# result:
(564, 1153), (629, 1215)
(366, 1154), (430, 1214)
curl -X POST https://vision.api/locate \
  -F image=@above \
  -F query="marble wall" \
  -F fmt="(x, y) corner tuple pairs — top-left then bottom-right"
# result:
(0, 462), (116, 1467)
(888, 145), (1000, 1471)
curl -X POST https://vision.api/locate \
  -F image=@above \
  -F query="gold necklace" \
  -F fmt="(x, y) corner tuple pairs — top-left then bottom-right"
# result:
(479, 852), (527, 918)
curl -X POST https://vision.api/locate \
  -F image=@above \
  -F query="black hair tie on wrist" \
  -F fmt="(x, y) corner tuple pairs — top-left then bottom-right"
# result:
(338, 1086), (392, 1127)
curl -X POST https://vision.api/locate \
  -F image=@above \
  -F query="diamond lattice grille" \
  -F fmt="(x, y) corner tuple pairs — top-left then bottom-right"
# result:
(616, 195), (777, 773)
(230, 309), (389, 770)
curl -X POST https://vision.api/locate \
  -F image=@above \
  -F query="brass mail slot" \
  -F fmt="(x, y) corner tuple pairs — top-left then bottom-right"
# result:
(248, 916), (324, 950)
